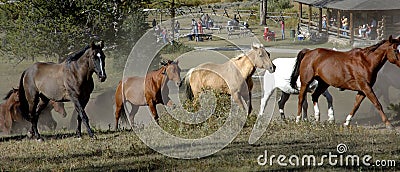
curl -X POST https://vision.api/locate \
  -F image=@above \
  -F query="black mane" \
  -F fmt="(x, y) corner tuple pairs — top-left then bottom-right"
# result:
(4, 89), (16, 100)
(66, 45), (90, 63)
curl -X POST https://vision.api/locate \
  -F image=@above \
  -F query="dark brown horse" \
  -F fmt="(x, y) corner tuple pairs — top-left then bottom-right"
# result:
(290, 35), (400, 129)
(19, 41), (106, 139)
(114, 60), (181, 129)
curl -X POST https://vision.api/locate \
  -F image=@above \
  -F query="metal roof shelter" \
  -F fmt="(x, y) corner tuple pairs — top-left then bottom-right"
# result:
(295, 0), (400, 44)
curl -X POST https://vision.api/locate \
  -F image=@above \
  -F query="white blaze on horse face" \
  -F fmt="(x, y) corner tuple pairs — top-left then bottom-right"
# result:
(97, 53), (104, 76)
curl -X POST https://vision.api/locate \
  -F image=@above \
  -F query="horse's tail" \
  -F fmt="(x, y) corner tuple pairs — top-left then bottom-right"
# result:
(18, 70), (30, 120)
(290, 48), (310, 89)
(184, 68), (194, 101)
(115, 80), (131, 129)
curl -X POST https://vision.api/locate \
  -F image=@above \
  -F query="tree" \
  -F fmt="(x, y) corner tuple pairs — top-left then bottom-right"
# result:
(0, 0), (150, 62)
(260, 0), (267, 25)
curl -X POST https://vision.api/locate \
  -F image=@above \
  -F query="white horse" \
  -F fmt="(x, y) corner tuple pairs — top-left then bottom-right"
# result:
(259, 57), (335, 122)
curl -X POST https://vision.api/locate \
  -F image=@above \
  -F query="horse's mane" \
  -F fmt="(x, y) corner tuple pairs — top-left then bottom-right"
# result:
(231, 54), (245, 61)
(365, 40), (387, 53)
(4, 89), (16, 100)
(66, 45), (90, 63)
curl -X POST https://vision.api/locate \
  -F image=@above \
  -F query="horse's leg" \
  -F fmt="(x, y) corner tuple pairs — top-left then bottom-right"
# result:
(258, 89), (274, 116)
(344, 92), (365, 127)
(247, 91), (252, 115)
(296, 85), (308, 123)
(361, 85), (393, 129)
(27, 93), (41, 139)
(36, 98), (51, 131)
(301, 98), (308, 120)
(322, 90), (335, 122)
(72, 97), (93, 138)
(247, 78), (254, 115)
(277, 92), (290, 119)
(311, 83), (328, 122)
(114, 94), (124, 130)
(232, 92), (246, 111)
(2, 106), (12, 135)
(258, 74), (275, 116)
(128, 105), (139, 128)
(148, 101), (159, 123)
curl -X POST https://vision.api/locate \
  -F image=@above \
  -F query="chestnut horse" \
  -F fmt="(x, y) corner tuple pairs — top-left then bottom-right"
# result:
(0, 88), (67, 134)
(114, 60), (181, 129)
(18, 41), (106, 139)
(0, 88), (19, 135)
(184, 43), (275, 114)
(290, 36), (400, 129)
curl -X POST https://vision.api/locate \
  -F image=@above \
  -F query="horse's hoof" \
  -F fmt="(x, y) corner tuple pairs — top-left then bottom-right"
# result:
(27, 131), (34, 138)
(37, 137), (45, 142)
(386, 124), (395, 130)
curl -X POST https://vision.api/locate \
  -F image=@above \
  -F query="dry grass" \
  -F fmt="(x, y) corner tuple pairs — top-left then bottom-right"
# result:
(0, 118), (399, 171)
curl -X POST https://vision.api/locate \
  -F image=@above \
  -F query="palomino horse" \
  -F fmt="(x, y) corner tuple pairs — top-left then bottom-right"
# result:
(19, 41), (106, 139)
(184, 43), (275, 114)
(290, 36), (400, 129)
(259, 57), (334, 121)
(114, 60), (181, 129)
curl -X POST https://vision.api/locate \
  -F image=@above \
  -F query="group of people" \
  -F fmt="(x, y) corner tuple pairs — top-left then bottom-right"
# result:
(191, 14), (214, 42)
(152, 19), (181, 44)
(358, 19), (377, 39)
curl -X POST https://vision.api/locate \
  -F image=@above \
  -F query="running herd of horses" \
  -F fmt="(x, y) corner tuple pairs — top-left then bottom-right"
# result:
(1, 35), (400, 140)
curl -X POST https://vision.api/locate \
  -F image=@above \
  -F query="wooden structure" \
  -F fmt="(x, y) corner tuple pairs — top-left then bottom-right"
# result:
(295, 0), (400, 44)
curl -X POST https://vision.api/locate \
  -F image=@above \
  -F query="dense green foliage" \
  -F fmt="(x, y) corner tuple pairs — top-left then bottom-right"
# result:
(0, 0), (149, 62)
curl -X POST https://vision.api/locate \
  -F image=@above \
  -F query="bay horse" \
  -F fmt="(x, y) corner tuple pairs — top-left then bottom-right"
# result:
(290, 35), (400, 129)
(114, 60), (181, 129)
(184, 43), (275, 114)
(18, 41), (106, 139)
(259, 57), (334, 121)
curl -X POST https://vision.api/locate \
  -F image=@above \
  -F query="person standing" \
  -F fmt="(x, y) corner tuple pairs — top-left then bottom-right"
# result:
(152, 19), (157, 28)
(341, 16), (348, 36)
(280, 19), (285, 40)
(322, 14), (327, 29)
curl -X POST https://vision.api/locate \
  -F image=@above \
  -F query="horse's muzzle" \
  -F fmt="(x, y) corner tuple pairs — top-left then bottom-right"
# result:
(267, 64), (276, 73)
(99, 75), (107, 82)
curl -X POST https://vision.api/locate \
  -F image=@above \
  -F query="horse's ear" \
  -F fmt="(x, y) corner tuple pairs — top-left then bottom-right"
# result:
(389, 35), (393, 43)
(99, 40), (104, 49)
(175, 60), (179, 64)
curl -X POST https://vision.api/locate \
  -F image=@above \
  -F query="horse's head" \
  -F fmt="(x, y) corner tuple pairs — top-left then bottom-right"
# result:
(161, 60), (182, 87)
(49, 101), (67, 118)
(249, 43), (276, 73)
(88, 41), (107, 82)
(4, 88), (19, 102)
(386, 35), (400, 67)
